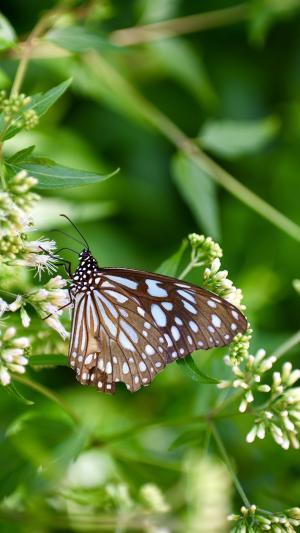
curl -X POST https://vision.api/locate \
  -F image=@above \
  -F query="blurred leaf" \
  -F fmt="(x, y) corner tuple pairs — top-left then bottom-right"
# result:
(171, 151), (220, 238)
(0, 12), (16, 51)
(7, 145), (35, 163)
(7, 157), (118, 189)
(249, 0), (300, 45)
(177, 356), (220, 384)
(1, 79), (72, 140)
(157, 239), (187, 277)
(29, 354), (68, 367)
(6, 382), (34, 406)
(147, 39), (217, 107)
(46, 25), (118, 53)
(169, 428), (204, 451)
(137, 0), (180, 23)
(199, 116), (280, 159)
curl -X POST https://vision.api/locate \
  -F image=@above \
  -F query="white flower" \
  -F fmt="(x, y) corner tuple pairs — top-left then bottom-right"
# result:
(45, 316), (69, 340)
(20, 307), (30, 327)
(0, 366), (11, 385)
(0, 298), (8, 317)
(23, 238), (56, 254)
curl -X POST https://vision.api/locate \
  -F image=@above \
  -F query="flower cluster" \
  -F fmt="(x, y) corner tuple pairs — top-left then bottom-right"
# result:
(0, 169), (39, 259)
(246, 361), (300, 450)
(186, 233), (251, 366)
(0, 91), (39, 131)
(7, 275), (70, 339)
(0, 326), (29, 386)
(140, 483), (170, 514)
(203, 257), (245, 311)
(228, 504), (300, 532)
(28, 275), (70, 339)
(188, 233), (222, 267)
(219, 347), (300, 450)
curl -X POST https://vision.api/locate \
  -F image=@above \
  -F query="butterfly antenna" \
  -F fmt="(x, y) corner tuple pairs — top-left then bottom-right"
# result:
(50, 228), (86, 248)
(59, 214), (90, 250)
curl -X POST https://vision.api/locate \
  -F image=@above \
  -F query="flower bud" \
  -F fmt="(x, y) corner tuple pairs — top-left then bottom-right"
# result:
(0, 366), (10, 385)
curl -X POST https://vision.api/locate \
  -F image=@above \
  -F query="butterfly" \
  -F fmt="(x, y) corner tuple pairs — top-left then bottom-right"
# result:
(56, 217), (247, 394)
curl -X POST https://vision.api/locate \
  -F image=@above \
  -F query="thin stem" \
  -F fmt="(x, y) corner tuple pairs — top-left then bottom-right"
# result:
(271, 329), (300, 361)
(85, 52), (300, 243)
(210, 421), (251, 507)
(179, 257), (200, 279)
(110, 4), (248, 46)
(10, 8), (63, 96)
(13, 374), (79, 424)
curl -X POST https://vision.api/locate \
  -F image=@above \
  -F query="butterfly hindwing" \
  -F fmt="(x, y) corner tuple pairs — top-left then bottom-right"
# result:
(68, 265), (247, 394)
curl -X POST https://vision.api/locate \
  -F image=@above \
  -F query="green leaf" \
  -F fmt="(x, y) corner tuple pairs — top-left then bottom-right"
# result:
(156, 239), (188, 277)
(46, 25), (118, 53)
(147, 39), (217, 107)
(7, 145), (35, 163)
(6, 157), (118, 189)
(29, 354), (68, 367)
(6, 382), (34, 406)
(171, 151), (220, 239)
(177, 355), (220, 384)
(169, 428), (204, 451)
(249, 0), (300, 45)
(199, 116), (280, 159)
(1, 79), (72, 140)
(0, 13), (16, 51)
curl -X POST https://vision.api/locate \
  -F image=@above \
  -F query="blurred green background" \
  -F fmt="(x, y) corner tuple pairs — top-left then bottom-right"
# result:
(1, 0), (300, 531)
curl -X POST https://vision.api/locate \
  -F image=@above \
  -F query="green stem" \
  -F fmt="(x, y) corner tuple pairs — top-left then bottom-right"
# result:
(110, 3), (248, 46)
(210, 421), (251, 507)
(85, 52), (300, 244)
(271, 329), (300, 361)
(10, 8), (63, 96)
(13, 374), (79, 424)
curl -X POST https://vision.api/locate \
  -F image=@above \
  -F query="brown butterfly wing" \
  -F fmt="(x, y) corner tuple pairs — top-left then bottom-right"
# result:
(68, 268), (247, 394)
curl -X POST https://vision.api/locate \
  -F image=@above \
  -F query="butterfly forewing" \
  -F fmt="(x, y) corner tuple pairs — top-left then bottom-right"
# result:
(68, 259), (247, 394)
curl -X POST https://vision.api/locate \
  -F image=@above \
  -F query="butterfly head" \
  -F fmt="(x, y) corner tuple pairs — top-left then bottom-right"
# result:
(71, 249), (99, 291)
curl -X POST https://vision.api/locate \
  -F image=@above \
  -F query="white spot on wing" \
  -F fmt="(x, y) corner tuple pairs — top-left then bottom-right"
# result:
(105, 290), (128, 303)
(146, 279), (168, 297)
(123, 362), (129, 374)
(139, 361), (147, 372)
(162, 302), (173, 311)
(120, 319), (139, 343)
(207, 299), (217, 308)
(178, 289), (196, 303)
(231, 310), (239, 320)
(151, 304), (167, 327)
(145, 344), (155, 356)
(189, 321), (199, 333)
(171, 325), (180, 341)
(183, 300), (197, 314)
(119, 331), (135, 351)
(211, 314), (221, 328)
(107, 275), (138, 290)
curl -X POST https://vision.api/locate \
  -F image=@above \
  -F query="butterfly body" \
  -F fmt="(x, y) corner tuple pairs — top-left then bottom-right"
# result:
(68, 250), (247, 394)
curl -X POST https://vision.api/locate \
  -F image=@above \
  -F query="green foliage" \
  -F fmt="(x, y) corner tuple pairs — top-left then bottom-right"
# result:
(0, 2), (300, 532)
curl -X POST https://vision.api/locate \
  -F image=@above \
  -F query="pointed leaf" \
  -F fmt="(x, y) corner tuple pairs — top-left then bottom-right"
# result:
(6, 157), (118, 189)
(169, 428), (204, 451)
(157, 239), (188, 277)
(0, 13), (16, 51)
(177, 355), (220, 384)
(1, 79), (72, 140)
(171, 151), (220, 239)
(199, 116), (280, 159)
(6, 382), (34, 406)
(7, 145), (35, 163)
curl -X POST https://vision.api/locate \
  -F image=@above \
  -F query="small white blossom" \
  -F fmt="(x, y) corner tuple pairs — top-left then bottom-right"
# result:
(0, 326), (29, 386)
